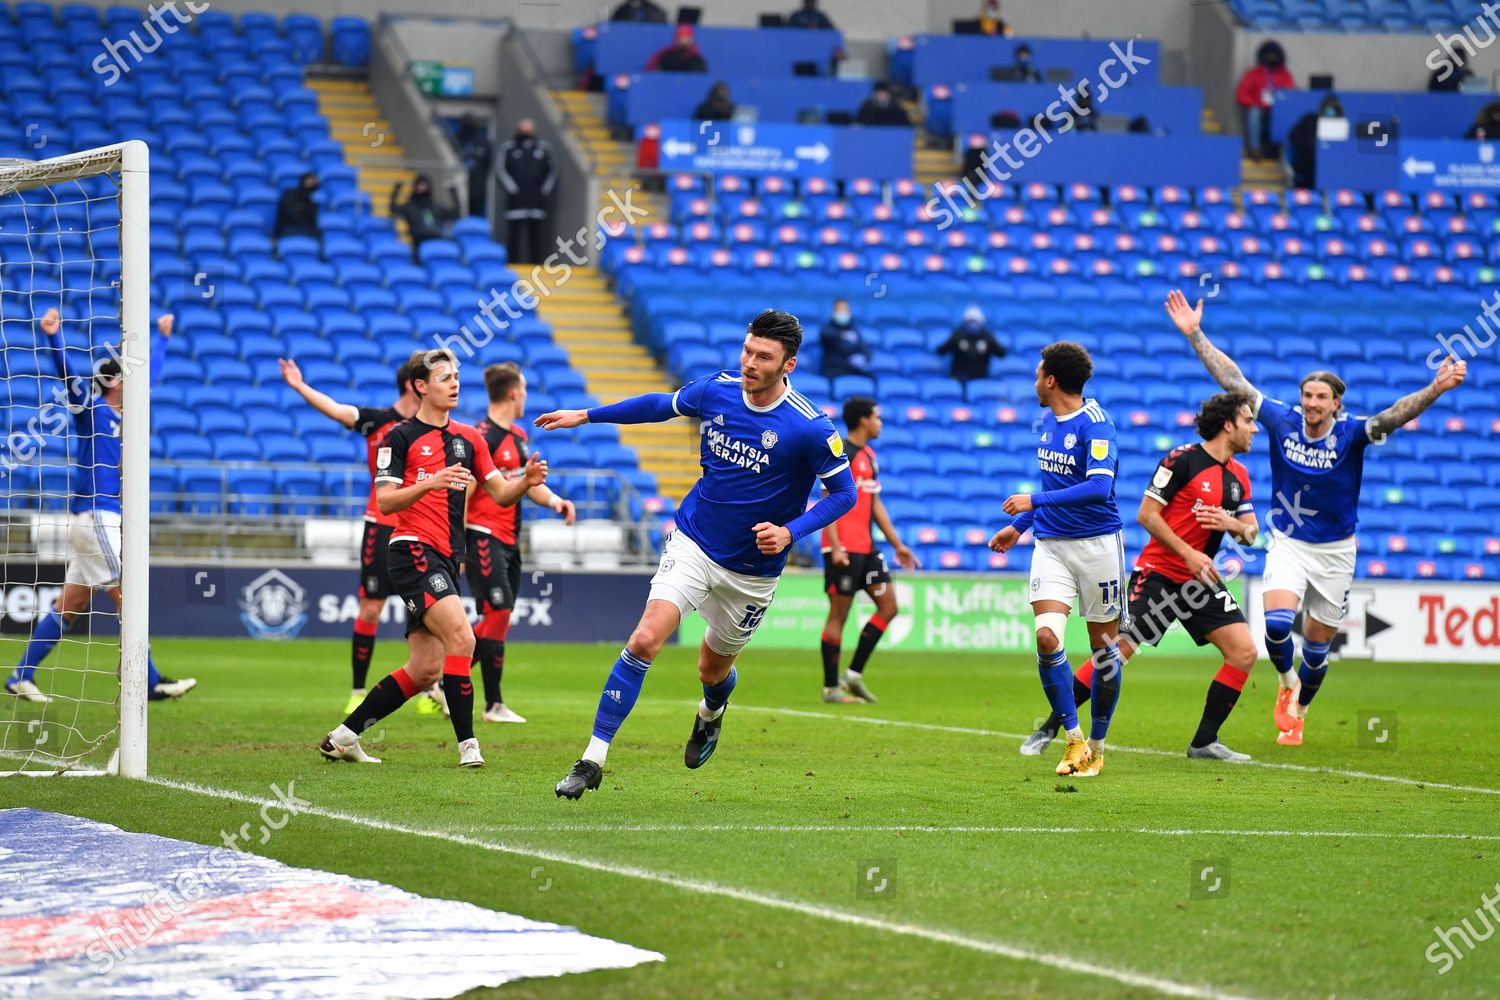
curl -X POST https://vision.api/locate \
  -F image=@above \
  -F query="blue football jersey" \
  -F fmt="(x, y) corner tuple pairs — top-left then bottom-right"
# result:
(1255, 393), (1370, 543)
(47, 341), (122, 516)
(672, 371), (850, 576)
(1032, 399), (1122, 539)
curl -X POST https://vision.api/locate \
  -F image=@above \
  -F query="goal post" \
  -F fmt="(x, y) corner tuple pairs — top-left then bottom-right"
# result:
(0, 140), (150, 777)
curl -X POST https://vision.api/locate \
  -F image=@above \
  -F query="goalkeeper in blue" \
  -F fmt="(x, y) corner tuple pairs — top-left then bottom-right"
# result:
(989, 342), (1126, 779)
(6, 308), (195, 705)
(536, 310), (857, 799)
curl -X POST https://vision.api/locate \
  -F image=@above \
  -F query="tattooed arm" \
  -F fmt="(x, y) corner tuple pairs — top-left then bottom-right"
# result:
(1163, 289), (1256, 398)
(1366, 356), (1467, 440)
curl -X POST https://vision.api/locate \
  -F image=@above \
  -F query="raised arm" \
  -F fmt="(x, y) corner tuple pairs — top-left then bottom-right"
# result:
(1366, 356), (1467, 441)
(1164, 289), (1256, 397)
(279, 357), (359, 429)
(149, 313), (173, 385)
(535, 391), (679, 430)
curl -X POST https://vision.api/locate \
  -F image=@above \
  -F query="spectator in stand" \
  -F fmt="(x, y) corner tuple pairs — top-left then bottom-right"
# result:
(820, 299), (869, 379)
(1008, 43), (1042, 83)
(647, 25), (707, 72)
(1286, 94), (1344, 190)
(273, 171), (320, 248)
(1467, 101), (1500, 139)
(611, 0), (667, 22)
(1235, 40), (1294, 162)
(857, 82), (910, 126)
(497, 118), (556, 265)
(454, 113), (493, 217)
(978, 0), (1013, 35)
(1430, 48), (1474, 92)
(694, 81), (736, 122)
(787, 0), (835, 30)
(937, 305), (1007, 395)
(390, 174), (459, 259)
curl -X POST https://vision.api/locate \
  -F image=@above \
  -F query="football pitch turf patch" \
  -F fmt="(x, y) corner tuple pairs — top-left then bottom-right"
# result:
(3, 637), (1498, 998)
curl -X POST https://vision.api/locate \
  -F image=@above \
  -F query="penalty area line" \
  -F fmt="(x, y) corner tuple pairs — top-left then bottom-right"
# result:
(740, 706), (1500, 797)
(141, 775), (1260, 1000)
(472, 823), (1500, 841)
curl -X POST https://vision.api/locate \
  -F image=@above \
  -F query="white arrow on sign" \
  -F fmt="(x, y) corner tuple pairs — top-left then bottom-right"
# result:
(1402, 155), (1435, 178)
(662, 138), (697, 158)
(795, 142), (831, 164)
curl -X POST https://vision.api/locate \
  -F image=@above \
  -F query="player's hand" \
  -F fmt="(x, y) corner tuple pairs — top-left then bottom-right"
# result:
(552, 496), (576, 525)
(156, 313), (174, 338)
(1183, 549), (1221, 586)
(37, 308), (61, 337)
(534, 409), (589, 431)
(278, 357), (304, 389)
(522, 452), (548, 486)
(1434, 355), (1468, 394)
(894, 543), (920, 570)
(1164, 289), (1204, 337)
(429, 462), (472, 492)
(989, 526), (1020, 553)
(1194, 505), (1238, 533)
(1001, 493), (1033, 515)
(752, 521), (793, 555)
(831, 548), (850, 566)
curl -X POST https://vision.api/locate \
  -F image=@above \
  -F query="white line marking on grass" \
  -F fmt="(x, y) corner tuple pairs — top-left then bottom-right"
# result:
(473, 823), (1500, 841)
(740, 706), (1500, 797)
(142, 776), (1259, 1000)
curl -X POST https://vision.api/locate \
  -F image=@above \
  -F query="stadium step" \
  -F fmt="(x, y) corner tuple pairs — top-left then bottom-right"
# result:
(307, 76), (414, 221)
(914, 147), (956, 188)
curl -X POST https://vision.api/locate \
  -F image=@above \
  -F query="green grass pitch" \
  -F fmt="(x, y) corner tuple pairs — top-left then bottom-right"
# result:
(3, 636), (1498, 998)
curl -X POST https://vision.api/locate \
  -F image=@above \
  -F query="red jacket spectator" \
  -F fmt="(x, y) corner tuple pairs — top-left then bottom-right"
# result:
(1235, 63), (1294, 110)
(647, 25), (708, 72)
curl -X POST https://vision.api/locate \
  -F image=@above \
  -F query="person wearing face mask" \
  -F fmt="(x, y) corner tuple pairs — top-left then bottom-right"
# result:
(978, 0), (1012, 35)
(1286, 94), (1344, 190)
(937, 305), (1007, 394)
(390, 174), (459, 259)
(819, 299), (869, 379)
(273, 171), (321, 249)
(856, 82), (910, 126)
(497, 118), (557, 265)
(694, 81), (736, 122)
(1009, 43), (1042, 83)
(1235, 40), (1294, 161)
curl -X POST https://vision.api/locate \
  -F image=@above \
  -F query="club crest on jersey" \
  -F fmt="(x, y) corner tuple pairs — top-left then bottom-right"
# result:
(827, 432), (844, 457)
(377, 447), (392, 470)
(430, 575), (448, 593)
(1090, 440), (1110, 461)
(1064, 432), (1077, 450)
(453, 439), (466, 458)
(1228, 482), (1242, 503)
(762, 430), (779, 450)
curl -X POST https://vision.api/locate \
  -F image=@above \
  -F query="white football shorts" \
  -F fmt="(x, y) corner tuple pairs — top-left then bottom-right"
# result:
(66, 509), (122, 589)
(1028, 531), (1128, 624)
(1261, 532), (1356, 628)
(649, 530), (780, 657)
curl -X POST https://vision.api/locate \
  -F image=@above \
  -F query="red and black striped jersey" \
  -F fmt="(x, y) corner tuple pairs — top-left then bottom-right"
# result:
(354, 405), (403, 527)
(466, 418), (530, 545)
(1136, 443), (1253, 584)
(822, 443), (879, 555)
(374, 417), (499, 559)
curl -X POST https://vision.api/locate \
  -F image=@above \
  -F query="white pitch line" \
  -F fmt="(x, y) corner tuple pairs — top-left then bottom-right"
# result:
(473, 823), (1500, 841)
(141, 776), (1259, 1000)
(740, 705), (1500, 797)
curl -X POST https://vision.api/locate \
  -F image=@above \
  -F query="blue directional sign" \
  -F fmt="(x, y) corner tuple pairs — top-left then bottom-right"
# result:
(651, 120), (912, 181)
(1396, 139), (1500, 192)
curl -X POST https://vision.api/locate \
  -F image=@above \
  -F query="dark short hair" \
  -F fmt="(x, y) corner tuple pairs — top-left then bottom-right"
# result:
(412, 349), (459, 395)
(746, 308), (803, 361)
(842, 395), (877, 430)
(94, 356), (121, 396)
(1195, 392), (1251, 440)
(1300, 370), (1346, 399)
(485, 361), (523, 402)
(1039, 341), (1093, 395)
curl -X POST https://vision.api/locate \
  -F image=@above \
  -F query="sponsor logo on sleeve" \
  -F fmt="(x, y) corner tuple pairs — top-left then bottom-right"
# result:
(827, 433), (844, 457)
(1090, 439), (1110, 461)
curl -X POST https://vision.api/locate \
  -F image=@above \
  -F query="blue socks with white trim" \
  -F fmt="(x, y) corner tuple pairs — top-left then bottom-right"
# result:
(1296, 639), (1332, 708)
(1038, 648), (1079, 732)
(1263, 608), (1297, 679)
(585, 648), (651, 764)
(10, 609), (67, 684)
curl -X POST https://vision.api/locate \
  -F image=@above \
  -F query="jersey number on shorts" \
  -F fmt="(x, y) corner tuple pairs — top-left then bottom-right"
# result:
(1098, 579), (1120, 609)
(738, 604), (768, 631)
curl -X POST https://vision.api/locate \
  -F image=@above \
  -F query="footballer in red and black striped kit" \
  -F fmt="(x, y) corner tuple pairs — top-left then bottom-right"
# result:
(466, 362), (576, 724)
(319, 350), (547, 769)
(281, 353), (420, 713)
(1022, 393), (1264, 763)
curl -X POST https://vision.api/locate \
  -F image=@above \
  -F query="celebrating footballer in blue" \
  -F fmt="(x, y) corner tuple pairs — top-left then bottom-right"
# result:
(536, 309), (857, 799)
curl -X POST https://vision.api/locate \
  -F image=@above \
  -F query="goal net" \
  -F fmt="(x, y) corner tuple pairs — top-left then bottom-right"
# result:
(0, 142), (149, 777)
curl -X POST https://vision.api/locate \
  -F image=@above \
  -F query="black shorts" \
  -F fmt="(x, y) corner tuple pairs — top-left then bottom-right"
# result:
(387, 539), (462, 634)
(1123, 569), (1246, 648)
(358, 522), (394, 601)
(465, 530), (522, 615)
(823, 551), (892, 597)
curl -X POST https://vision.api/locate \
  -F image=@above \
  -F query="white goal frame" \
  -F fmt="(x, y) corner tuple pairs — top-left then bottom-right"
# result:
(0, 140), (149, 778)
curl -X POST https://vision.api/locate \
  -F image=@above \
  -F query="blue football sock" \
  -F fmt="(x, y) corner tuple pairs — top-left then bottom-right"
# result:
(702, 665), (736, 713)
(147, 649), (161, 688)
(11, 609), (67, 684)
(1037, 649), (1079, 731)
(590, 648), (651, 744)
(1089, 644), (1123, 741)
(1296, 639), (1332, 707)
(1264, 608), (1297, 677)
